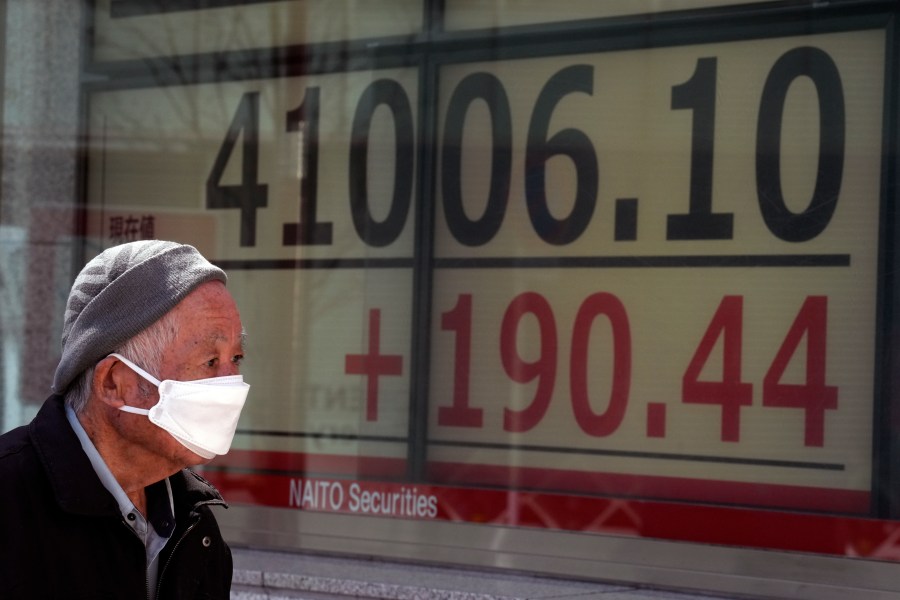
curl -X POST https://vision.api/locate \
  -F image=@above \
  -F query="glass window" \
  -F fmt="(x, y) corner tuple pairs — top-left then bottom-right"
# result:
(3, 1), (900, 596)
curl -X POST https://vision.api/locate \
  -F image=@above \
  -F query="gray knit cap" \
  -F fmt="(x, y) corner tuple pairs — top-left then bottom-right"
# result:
(51, 240), (227, 393)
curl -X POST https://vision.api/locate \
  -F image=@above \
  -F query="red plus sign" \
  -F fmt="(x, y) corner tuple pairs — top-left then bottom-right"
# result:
(345, 309), (403, 421)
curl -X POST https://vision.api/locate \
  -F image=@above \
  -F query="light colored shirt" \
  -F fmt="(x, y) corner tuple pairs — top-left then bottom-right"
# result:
(66, 405), (174, 598)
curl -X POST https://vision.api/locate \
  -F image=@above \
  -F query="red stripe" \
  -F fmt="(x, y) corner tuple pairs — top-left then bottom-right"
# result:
(200, 470), (900, 560)
(211, 449), (407, 478)
(426, 461), (870, 513)
(210, 450), (868, 513)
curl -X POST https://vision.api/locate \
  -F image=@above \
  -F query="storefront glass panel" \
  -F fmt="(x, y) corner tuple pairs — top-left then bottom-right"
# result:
(2, 1), (899, 596)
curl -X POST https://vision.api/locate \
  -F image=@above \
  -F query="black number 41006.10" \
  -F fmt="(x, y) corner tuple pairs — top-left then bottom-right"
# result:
(207, 46), (844, 248)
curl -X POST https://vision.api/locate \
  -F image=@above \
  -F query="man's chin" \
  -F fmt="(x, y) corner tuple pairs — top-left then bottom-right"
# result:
(188, 454), (215, 467)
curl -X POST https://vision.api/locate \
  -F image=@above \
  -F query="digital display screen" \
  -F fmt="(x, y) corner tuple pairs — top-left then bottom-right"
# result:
(84, 7), (887, 528)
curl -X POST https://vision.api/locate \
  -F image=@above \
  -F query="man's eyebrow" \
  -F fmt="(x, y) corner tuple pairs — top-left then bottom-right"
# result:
(204, 329), (247, 352)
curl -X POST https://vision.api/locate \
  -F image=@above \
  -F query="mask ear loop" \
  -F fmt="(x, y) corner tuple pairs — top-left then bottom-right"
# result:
(119, 405), (151, 416)
(107, 353), (162, 415)
(108, 353), (163, 386)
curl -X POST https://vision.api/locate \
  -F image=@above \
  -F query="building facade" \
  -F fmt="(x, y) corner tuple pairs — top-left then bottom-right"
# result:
(1, 1), (899, 597)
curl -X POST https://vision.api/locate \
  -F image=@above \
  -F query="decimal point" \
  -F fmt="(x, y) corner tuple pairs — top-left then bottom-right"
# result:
(647, 402), (667, 438)
(615, 198), (638, 241)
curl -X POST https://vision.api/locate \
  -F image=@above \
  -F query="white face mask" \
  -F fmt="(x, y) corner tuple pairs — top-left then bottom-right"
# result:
(108, 353), (249, 460)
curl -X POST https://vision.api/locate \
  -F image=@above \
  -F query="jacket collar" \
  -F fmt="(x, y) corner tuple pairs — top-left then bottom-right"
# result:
(29, 395), (225, 518)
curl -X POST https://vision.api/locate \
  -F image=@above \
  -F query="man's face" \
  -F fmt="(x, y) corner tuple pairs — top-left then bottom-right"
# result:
(123, 280), (245, 468)
(157, 281), (245, 383)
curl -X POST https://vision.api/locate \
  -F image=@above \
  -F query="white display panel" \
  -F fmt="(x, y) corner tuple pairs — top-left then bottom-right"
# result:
(81, 4), (897, 572)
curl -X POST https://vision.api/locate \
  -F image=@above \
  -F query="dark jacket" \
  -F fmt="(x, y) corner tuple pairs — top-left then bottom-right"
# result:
(0, 395), (233, 599)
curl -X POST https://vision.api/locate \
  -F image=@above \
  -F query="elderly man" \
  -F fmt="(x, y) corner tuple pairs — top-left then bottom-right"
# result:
(0, 240), (249, 599)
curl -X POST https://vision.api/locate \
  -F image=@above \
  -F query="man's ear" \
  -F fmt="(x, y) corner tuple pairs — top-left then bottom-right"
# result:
(92, 355), (131, 409)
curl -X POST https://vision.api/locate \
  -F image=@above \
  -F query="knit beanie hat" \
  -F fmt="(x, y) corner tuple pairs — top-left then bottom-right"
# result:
(51, 240), (227, 393)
